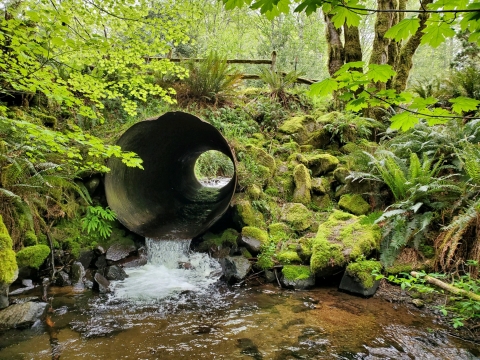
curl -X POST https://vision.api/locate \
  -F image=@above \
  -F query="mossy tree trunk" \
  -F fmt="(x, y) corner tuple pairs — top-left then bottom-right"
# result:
(324, 13), (344, 76)
(386, 0), (406, 88)
(392, 0), (434, 92)
(343, 24), (362, 65)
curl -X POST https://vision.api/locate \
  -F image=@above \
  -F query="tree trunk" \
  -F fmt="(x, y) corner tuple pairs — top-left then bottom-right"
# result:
(386, 0), (406, 88)
(324, 13), (344, 76)
(343, 24), (362, 65)
(392, 0), (434, 92)
(369, 0), (398, 66)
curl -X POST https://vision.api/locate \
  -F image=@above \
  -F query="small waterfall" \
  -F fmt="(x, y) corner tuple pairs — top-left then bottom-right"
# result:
(112, 238), (222, 301)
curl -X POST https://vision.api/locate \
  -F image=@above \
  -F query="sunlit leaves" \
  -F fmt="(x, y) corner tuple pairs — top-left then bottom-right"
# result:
(308, 78), (338, 97)
(385, 18), (421, 41)
(390, 112), (420, 131)
(449, 97), (480, 114)
(367, 64), (396, 83)
(421, 20), (456, 48)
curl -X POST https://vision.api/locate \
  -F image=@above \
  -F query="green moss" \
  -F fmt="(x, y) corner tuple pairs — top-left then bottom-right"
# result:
(0, 215), (18, 284)
(280, 203), (312, 231)
(241, 248), (253, 259)
(246, 184), (263, 200)
(200, 228), (239, 251)
(300, 145), (314, 152)
(386, 264), (413, 275)
(346, 260), (382, 288)
(265, 187), (279, 197)
(338, 194), (370, 216)
(242, 226), (269, 244)
(312, 194), (331, 210)
(333, 167), (350, 184)
(234, 199), (264, 227)
(311, 178), (326, 194)
(306, 154), (339, 176)
(256, 254), (275, 269)
(306, 129), (330, 148)
(340, 142), (360, 154)
(268, 222), (291, 243)
(279, 116), (313, 134)
(282, 265), (312, 281)
(246, 145), (276, 176)
(293, 164), (312, 204)
(24, 231), (38, 246)
(15, 244), (50, 269)
(276, 250), (302, 264)
(419, 245), (435, 259)
(309, 211), (381, 276)
(221, 228), (240, 245)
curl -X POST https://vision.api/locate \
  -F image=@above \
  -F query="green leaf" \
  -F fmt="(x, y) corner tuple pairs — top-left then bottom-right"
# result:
(421, 21), (456, 48)
(331, 6), (361, 28)
(390, 112), (420, 131)
(367, 64), (396, 83)
(346, 97), (368, 111)
(308, 78), (338, 97)
(449, 97), (480, 114)
(385, 18), (420, 41)
(408, 97), (437, 111)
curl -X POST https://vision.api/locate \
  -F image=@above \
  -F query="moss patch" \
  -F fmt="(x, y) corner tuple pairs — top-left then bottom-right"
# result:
(279, 116), (312, 134)
(293, 164), (312, 204)
(280, 203), (312, 231)
(268, 222), (291, 243)
(0, 215), (18, 284)
(346, 260), (382, 288)
(277, 250), (302, 264)
(247, 145), (276, 176)
(338, 194), (370, 216)
(309, 211), (381, 276)
(16, 244), (50, 269)
(306, 154), (339, 176)
(282, 265), (312, 281)
(242, 226), (269, 244)
(233, 198), (265, 227)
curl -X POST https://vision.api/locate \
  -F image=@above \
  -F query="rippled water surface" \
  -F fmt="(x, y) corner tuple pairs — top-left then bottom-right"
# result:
(1, 241), (478, 359)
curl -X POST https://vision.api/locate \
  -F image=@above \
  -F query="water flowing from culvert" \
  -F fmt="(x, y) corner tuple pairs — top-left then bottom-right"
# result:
(112, 239), (222, 301)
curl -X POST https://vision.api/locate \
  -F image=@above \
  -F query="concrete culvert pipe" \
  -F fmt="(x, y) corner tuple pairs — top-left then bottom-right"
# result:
(104, 111), (237, 240)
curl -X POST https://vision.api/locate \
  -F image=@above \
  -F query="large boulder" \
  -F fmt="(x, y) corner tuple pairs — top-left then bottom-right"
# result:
(105, 265), (128, 281)
(278, 116), (321, 145)
(309, 211), (381, 277)
(0, 301), (48, 329)
(220, 256), (252, 284)
(232, 198), (265, 228)
(280, 203), (312, 231)
(246, 145), (276, 177)
(15, 245), (50, 269)
(293, 164), (312, 205)
(281, 265), (315, 290)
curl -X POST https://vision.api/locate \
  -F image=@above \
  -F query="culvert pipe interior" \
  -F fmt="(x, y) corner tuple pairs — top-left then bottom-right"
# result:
(104, 111), (237, 240)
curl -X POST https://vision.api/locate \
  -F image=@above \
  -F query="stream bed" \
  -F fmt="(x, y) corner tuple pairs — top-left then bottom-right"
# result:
(0, 239), (479, 359)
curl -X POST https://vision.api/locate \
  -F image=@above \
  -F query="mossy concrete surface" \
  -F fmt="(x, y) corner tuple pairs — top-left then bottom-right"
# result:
(338, 194), (370, 215)
(280, 203), (313, 231)
(309, 211), (381, 277)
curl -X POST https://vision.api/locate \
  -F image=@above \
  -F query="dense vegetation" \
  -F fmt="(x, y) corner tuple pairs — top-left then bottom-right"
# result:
(1, 0), (479, 330)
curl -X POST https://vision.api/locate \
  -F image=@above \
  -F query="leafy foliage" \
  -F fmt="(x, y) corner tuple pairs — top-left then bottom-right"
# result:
(194, 150), (234, 180)
(257, 68), (302, 106)
(81, 206), (116, 240)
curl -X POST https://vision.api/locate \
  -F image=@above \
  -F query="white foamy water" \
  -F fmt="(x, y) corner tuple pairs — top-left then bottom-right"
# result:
(112, 238), (222, 301)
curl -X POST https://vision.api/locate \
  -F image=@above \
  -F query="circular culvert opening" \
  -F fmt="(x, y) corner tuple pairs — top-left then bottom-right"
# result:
(194, 150), (235, 188)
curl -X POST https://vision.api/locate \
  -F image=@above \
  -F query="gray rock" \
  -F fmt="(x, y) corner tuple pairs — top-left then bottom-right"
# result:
(106, 241), (136, 262)
(0, 301), (48, 329)
(0, 283), (9, 309)
(77, 250), (95, 269)
(8, 285), (35, 296)
(71, 262), (86, 290)
(338, 271), (380, 297)
(281, 275), (315, 290)
(105, 265), (127, 281)
(94, 272), (110, 293)
(21, 279), (33, 287)
(238, 235), (262, 255)
(94, 255), (107, 269)
(264, 270), (276, 283)
(220, 256), (252, 284)
(55, 271), (71, 287)
(118, 247), (148, 268)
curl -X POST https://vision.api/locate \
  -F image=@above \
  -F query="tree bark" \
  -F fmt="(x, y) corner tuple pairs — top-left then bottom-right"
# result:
(392, 0), (434, 92)
(369, 0), (397, 66)
(343, 24), (362, 65)
(386, 0), (406, 88)
(324, 13), (344, 76)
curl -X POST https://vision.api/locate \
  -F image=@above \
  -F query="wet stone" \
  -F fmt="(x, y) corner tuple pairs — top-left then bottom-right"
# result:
(55, 271), (71, 287)
(220, 256), (252, 284)
(0, 283), (9, 309)
(106, 241), (137, 262)
(339, 271), (380, 297)
(94, 272), (110, 293)
(94, 255), (107, 270)
(77, 250), (95, 269)
(105, 265), (127, 281)
(119, 247), (147, 268)
(71, 262), (85, 285)
(237, 338), (263, 360)
(0, 301), (48, 330)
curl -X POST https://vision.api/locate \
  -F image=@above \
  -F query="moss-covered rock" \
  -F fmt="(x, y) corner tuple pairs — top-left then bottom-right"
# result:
(198, 228), (239, 252)
(306, 154), (339, 176)
(271, 174), (295, 198)
(241, 226), (268, 244)
(279, 116), (313, 135)
(306, 128), (330, 149)
(340, 142), (360, 154)
(16, 245), (50, 269)
(312, 194), (331, 210)
(346, 260), (382, 288)
(280, 203), (312, 231)
(300, 145), (314, 152)
(246, 145), (276, 176)
(268, 222), (291, 243)
(232, 198), (265, 228)
(281, 265), (315, 290)
(333, 167), (350, 184)
(338, 194), (370, 216)
(309, 211), (381, 277)
(24, 231), (38, 246)
(293, 164), (312, 204)
(0, 215), (18, 285)
(276, 250), (302, 264)
(246, 184), (263, 200)
(311, 177), (326, 194)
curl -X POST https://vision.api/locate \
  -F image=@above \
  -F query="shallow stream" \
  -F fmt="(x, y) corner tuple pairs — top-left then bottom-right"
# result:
(1, 240), (478, 359)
